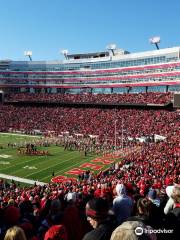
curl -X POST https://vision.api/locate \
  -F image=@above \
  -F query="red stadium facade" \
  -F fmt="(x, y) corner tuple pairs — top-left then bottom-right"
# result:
(0, 46), (180, 94)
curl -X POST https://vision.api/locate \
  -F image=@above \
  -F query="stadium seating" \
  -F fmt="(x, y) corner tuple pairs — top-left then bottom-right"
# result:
(5, 92), (173, 104)
(0, 93), (179, 240)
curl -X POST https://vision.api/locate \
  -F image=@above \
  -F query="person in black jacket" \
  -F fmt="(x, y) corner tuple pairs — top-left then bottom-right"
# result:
(82, 197), (115, 240)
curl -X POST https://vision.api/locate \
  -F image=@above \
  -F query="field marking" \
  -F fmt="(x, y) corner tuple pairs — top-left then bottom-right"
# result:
(0, 154), (12, 158)
(41, 153), (124, 181)
(5, 150), (77, 175)
(0, 132), (99, 182)
(40, 157), (94, 181)
(0, 173), (46, 186)
(0, 147), (69, 171)
(0, 157), (46, 171)
(0, 132), (42, 138)
(23, 166), (38, 170)
(0, 161), (10, 165)
(25, 154), (84, 178)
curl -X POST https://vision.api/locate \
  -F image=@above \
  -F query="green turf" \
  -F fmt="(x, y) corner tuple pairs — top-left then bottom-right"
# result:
(0, 133), (114, 183)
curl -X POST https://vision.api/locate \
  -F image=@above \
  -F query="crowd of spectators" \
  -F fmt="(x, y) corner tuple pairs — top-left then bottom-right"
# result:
(0, 105), (179, 144)
(0, 95), (179, 239)
(5, 92), (173, 105)
(0, 174), (179, 239)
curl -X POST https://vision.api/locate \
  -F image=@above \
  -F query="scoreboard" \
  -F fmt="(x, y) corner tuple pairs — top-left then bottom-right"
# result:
(173, 93), (180, 108)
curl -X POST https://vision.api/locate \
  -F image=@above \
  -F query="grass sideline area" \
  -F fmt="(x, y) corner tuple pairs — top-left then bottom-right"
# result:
(0, 133), (117, 184)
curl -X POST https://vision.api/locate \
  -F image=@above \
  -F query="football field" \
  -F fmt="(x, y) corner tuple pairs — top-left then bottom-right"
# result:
(0, 133), (117, 184)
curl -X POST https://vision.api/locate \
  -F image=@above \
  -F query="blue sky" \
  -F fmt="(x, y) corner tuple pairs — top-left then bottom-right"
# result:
(0, 0), (180, 60)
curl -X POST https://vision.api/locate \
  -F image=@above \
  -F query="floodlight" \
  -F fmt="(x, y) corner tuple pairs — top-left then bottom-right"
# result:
(61, 49), (69, 59)
(106, 43), (117, 56)
(24, 50), (32, 61)
(106, 44), (117, 50)
(149, 36), (160, 44)
(149, 36), (160, 50)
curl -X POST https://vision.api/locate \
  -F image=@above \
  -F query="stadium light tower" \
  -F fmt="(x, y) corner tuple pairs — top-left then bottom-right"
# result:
(114, 120), (117, 151)
(24, 51), (32, 61)
(61, 49), (69, 60)
(106, 43), (116, 56)
(149, 36), (160, 50)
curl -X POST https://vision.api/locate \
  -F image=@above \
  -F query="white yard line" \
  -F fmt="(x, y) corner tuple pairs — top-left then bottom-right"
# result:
(0, 132), (42, 138)
(0, 173), (46, 186)
(8, 149), (77, 177)
(25, 154), (81, 178)
(1, 149), (60, 170)
(40, 158), (91, 181)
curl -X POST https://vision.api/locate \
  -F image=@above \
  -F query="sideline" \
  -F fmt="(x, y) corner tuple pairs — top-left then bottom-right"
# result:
(0, 132), (42, 138)
(0, 173), (47, 186)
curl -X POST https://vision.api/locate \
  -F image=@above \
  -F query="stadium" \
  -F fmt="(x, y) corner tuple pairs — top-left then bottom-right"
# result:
(0, 42), (179, 239)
